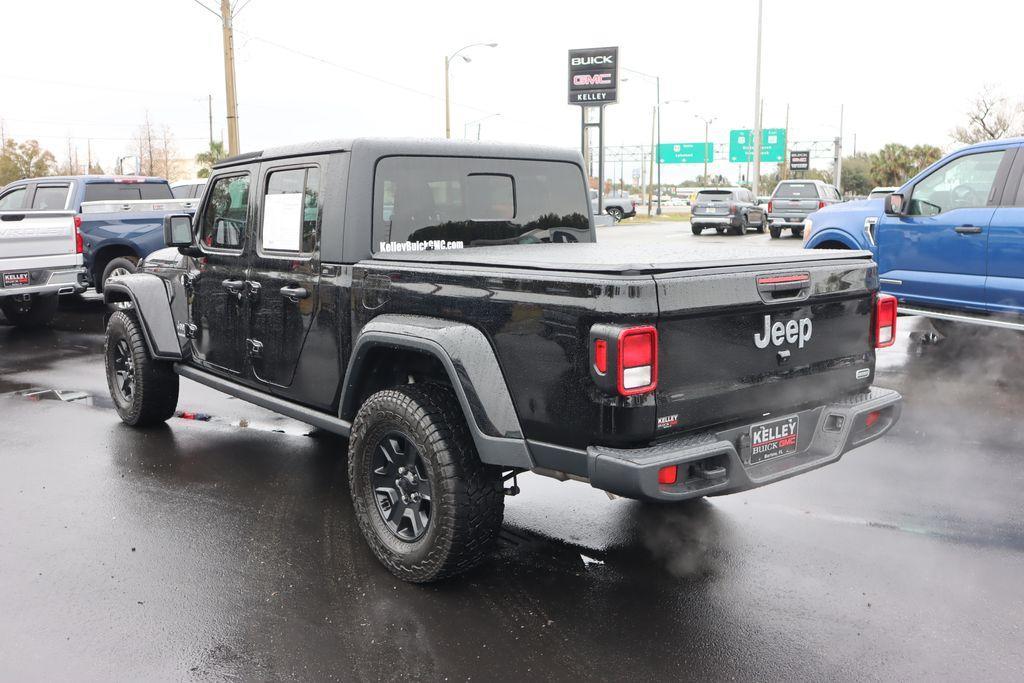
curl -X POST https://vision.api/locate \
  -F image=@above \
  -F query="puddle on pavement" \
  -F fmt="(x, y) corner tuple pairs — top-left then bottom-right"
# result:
(2, 387), (316, 437)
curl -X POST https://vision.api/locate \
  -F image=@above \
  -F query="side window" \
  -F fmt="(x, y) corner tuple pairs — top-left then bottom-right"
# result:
(0, 186), (27, 210)
(260, 167), (321, 254)
(31, 185), (70, 210)
(171, 185), (190, 199)
(908, 150), (1005, 216)
(200, 174), (251, 250)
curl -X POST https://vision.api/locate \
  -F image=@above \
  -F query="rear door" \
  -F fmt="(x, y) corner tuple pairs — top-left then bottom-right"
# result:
(0, 182), (78, 269)
(189, 169), (255, 376)
(876, 147), (1012, 311)
(246, 157), (324, 389)
(985, 144), (1024, 314)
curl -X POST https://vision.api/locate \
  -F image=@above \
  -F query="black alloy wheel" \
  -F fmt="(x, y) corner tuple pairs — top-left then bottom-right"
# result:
(111, 338), (136, 403)
(371, 431), (433, 541)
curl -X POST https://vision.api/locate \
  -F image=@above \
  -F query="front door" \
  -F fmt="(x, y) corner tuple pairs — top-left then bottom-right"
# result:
(189, 171), (254, 375)
(246, 161), (323, 388)
(877, 148), (1011, 312)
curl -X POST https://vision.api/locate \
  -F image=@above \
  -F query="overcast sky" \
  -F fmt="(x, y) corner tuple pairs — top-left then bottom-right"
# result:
(2, 0), (1021, 183)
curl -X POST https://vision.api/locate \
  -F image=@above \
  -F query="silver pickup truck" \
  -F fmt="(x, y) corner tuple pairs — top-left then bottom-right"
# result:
(0, 184), (87, 327)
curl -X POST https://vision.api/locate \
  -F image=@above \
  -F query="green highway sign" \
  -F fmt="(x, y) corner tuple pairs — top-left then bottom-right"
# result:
(658, 142), (713, 164)
(728, 128), (786, 163)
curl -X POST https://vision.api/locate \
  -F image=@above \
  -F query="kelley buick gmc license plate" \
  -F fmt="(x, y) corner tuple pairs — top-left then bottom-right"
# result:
(749, 415), (799, 464)
(2, 272), (30, 288)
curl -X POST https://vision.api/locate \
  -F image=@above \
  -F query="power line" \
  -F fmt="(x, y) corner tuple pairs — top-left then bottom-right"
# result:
(232, 0), (253, 16)
(190, 0), (221, 19)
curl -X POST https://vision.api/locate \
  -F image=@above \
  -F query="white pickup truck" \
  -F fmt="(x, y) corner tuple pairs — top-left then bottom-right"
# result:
(0, 185), (87, 327)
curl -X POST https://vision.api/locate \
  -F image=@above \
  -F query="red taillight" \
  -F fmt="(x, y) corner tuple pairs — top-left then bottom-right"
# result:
(658, 465), (678, 485)
(74, 215), (83, 254)
(728, 203), (737, 215)
(594, 339), (608, 374)
(818, 200), (826, 209)
(875, 293), (897, 348)
(113, 176), (144, 183)
(617, 326), (657, 396)
(865, 411), (881, 428)
(767, 201), (773, 213)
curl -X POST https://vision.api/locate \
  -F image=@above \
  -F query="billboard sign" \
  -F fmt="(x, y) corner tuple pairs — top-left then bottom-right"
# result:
(568, 47), (618, 105)
(789, 150), (810, 171)
(658, 142), (713, 164)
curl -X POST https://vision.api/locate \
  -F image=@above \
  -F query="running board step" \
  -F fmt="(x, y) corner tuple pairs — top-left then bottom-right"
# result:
(898, 306), (1024, 332)
(174, 364), (352, 437)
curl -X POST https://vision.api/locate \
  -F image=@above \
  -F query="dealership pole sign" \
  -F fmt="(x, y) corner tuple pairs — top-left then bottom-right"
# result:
(568, 47), (618, 105)
(789, 150), (810, 171)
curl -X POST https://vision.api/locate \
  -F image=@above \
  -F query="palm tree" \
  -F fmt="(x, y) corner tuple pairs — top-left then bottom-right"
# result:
(870, 144), (913, 187)
(195, 141), (226, 178)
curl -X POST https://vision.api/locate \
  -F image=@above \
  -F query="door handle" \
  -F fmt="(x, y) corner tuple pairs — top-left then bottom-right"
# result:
(954, 225), (983, 235)
(221, 279), (245, 298)
(280, 285), (309, 301)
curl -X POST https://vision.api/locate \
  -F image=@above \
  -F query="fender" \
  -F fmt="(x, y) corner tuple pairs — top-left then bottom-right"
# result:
(103, 273), (184, 361)
(805, 227), (866, 251)
(341, 315), (533, 470)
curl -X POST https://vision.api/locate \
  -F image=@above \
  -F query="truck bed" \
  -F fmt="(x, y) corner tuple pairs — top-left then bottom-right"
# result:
(370, 241), (872, 275)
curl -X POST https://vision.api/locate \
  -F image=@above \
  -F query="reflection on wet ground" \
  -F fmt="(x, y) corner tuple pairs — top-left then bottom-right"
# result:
(2, 297), (1024, 679)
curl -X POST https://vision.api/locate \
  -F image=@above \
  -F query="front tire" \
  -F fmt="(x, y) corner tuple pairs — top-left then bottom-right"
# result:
(104, 310), (179, 426)
(0, 293), (58, 328)
(348, 384), (504, 583)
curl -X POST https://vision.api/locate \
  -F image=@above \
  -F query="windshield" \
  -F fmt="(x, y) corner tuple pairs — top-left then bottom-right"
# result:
(84, 182), (173, 202)
(775, 183), (818, 199)
(373, 156), (591, 251)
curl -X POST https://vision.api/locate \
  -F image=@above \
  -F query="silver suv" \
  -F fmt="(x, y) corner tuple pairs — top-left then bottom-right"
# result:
(767, 180), (842, 239)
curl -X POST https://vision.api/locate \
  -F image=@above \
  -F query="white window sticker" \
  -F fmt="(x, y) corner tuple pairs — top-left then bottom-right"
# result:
(262, 192), (303, 251)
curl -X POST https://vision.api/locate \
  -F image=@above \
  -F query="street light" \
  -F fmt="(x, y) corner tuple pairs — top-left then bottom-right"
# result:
(464, 113), (501, 140)
(622, 68), (663, 214)
(444, 42), (498, 139)
(692, 114), (716, 186)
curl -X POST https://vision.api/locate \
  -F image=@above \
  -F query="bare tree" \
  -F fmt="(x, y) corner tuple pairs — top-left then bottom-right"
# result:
(952, 86), (1022, 144)
(129, 115), (178, 180)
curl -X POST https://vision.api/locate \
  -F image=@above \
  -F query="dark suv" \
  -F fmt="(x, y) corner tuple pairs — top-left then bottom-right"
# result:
(690, 188), (765, 235)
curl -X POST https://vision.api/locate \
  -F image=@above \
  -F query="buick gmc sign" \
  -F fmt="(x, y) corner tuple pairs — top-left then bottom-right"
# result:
(568, 47), (618, 105)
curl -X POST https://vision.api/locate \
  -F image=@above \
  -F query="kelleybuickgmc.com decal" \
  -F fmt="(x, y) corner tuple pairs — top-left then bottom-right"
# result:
(378, 240), (465, 253)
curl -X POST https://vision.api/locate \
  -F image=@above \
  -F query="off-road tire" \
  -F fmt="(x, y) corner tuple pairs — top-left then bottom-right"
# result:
(691, 224), (703, 235)
(769, 226), (782, 239)
(104, 310), (179, 426)
(0, 293), (59, 328)
(348, 384), (504, 583)
(607, 207), (624, 222)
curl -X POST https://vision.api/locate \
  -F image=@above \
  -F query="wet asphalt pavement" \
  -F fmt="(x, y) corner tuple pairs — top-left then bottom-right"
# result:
(2, 226), (1024, 680)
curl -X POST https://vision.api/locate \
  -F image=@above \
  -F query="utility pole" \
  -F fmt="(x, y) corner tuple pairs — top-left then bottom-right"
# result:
(220, 0), (240, 155)
(647, 106), (656, 216)
(656, 75), (662, 215)
(834, 104), (844, 192)
(444, 56), (451, 139)
(780, 102), (790, 181)
(751, 0), (764, 197)
(208, 94), (214, 148)
(87, 139), (92, 174)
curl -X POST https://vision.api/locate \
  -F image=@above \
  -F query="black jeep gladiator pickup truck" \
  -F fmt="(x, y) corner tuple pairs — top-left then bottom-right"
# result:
(103, 138), (902, 582)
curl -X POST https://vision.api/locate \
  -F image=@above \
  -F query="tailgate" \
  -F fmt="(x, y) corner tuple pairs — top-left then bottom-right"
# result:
(0, 211), (77, 260)
(654, 259), (876, 436)
(771, 198), (818, 213)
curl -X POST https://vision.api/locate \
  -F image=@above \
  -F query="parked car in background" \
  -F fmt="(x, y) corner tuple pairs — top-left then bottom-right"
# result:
(590, 189), (636, 221)
(868, 186), (898, 200)
(0, 181), (88, 326)
(690, 187), (765, 235)
(171, 178), (207, 199)
(805, 138), (1024, 334)
(0, 175), (197, 295)
(767, 180), (842, 239)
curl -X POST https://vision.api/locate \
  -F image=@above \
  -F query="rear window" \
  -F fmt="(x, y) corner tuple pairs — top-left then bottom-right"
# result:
(696, 191), (734, 202)
(373, 156), (590, 251)
(774, 183), (819, 199)
(83, 182), (174, 202)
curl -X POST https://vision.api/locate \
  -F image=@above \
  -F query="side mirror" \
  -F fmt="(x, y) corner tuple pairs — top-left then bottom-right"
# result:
(163, 214), (194, 248)
(884, 193), (905, 217)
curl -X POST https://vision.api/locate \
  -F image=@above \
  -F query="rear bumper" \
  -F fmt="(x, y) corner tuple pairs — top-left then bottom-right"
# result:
(0, 265), (88, 297)
(769, 214), (808, 227)
(692, 215), (738, 226)
(583, 387), (902, 502)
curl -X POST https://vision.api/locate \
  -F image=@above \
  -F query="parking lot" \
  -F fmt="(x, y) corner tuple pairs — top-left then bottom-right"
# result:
(2, 221), (1022, 680)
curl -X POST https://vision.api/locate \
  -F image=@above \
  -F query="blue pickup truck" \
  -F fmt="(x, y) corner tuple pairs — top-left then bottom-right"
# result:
(803, 138), (1024, 329)
(0, 175), (197, 294)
